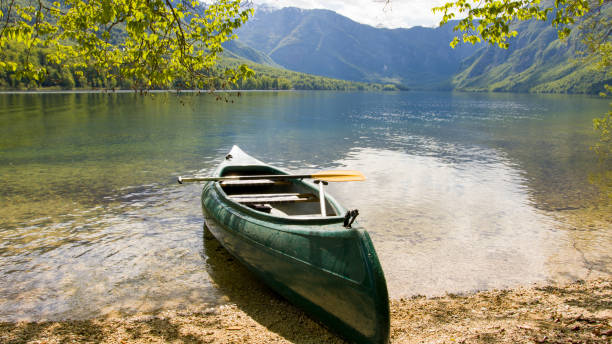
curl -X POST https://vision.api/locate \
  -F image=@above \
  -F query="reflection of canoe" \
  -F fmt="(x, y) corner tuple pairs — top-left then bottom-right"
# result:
(201, 146), (389, 343)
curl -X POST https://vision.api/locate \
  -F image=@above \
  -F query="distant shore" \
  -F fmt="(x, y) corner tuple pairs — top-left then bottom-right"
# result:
(1, 276), (610, 343)
(0, 89), (291, 94)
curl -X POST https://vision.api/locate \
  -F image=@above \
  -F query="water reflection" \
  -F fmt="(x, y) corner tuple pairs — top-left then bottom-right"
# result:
(327, 147), (563, 296)
(0, 91), (610, 321)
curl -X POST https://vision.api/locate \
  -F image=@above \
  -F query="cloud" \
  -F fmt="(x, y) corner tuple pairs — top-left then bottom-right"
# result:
(251, 0), (449, 28)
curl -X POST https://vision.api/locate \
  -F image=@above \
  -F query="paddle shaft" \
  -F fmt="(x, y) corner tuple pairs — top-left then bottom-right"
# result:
(178, 174), (315, 184)
(178, 170), (365, 184)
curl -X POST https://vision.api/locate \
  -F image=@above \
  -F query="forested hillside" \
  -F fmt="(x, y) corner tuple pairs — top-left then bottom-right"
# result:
(0, 43), (394, 91)
(452, 4), (611, 93)
(221, 58), (397, 91)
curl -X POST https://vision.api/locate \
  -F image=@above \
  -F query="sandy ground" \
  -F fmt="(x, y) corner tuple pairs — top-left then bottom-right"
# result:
(1, 278), (610, 343)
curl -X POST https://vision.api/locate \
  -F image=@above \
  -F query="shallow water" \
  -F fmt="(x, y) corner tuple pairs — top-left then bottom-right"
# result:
(0, 91), (610, 321)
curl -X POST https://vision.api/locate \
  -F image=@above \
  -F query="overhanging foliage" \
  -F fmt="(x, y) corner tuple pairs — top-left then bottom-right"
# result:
(0, 0), (254, 90)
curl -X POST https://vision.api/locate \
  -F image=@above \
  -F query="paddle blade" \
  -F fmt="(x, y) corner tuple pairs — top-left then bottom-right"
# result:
(311, 170), (366, 182)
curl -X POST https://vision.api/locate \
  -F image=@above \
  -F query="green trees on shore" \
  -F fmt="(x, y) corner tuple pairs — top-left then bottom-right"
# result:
(226, 59), (395, 91)
(0, 43), (395, 91)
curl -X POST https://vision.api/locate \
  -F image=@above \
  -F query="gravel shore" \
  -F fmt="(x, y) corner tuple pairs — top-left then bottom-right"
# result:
(2, 226), (611, 344)
(1, 275), (610, 343)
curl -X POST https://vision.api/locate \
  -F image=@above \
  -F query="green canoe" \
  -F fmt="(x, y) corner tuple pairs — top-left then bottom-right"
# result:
(201, 146), (390, 344)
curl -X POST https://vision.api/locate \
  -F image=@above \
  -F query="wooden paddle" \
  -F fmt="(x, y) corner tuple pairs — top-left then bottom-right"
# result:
(177, 170), (365, 184)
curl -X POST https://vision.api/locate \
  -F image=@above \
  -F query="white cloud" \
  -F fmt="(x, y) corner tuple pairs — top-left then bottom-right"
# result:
(250, 0), (449, 28)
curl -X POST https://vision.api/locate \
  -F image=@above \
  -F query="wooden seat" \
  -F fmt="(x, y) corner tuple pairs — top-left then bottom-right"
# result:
(220, 179), (289, 187)
(229, 193), (317, 204)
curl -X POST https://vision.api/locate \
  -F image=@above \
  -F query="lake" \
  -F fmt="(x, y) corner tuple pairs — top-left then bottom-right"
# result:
(0, 91), (610, 321)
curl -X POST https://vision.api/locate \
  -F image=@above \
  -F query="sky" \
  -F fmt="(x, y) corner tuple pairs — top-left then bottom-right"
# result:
(250, 0), (449, 28)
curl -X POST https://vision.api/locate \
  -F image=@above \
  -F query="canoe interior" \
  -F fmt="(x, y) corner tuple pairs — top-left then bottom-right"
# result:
(219, 165), (338, 218)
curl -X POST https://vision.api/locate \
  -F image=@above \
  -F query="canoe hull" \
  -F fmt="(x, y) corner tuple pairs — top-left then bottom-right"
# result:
(201, 146), (389, 343)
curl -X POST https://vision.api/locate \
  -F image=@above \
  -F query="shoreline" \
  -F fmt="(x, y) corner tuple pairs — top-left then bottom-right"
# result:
(1, 277), (610, 343)
(0, 89), (607, 97)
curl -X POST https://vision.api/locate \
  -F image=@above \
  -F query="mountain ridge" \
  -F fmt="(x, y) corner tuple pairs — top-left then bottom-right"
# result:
(225, 5), (610, 94)
(231, 7), (478, 88)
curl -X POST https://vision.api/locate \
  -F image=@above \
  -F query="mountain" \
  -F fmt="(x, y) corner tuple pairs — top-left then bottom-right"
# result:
(233, 7), (478, 88)
(3, 2), (607, 93)
(452, 4), (612, 93)
(222, 40), (280, 68)
(227, 5), (609, 94)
